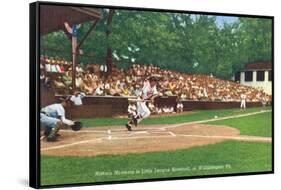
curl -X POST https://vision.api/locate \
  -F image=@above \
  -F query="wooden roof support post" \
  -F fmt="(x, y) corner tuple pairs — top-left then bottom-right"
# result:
(106, 9), (115, 75)
(40, 5), (102, 92)
(64, 22), (80, 92)
(64, 19), (99, 92)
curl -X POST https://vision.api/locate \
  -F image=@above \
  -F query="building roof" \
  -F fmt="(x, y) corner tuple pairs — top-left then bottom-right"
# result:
(243, 61), (272, 71)
(40, 5), (101, 35)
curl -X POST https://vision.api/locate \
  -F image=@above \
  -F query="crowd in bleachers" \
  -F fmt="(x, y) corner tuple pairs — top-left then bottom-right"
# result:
(40, 55), (271, 104)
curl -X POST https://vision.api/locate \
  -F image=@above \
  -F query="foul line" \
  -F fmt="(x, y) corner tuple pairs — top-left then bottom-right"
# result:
(96, 134), (271, 142)
(180, 134), (271, 142)
(61, 110), (271, 133)
(41, 137), (105, 151)
(100, 133), (271, 143)
(162, 110), (271, 130)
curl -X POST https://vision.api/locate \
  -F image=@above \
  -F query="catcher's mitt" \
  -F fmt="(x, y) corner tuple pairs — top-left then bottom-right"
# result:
(71, 121), (83, 131)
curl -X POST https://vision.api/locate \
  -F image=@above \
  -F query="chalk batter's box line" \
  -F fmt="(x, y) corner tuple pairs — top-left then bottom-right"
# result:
(61, 128), (172, 139)
(60, 128), (167, 134)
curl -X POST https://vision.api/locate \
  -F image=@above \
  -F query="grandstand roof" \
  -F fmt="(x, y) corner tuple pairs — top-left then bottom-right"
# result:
(40, 5), (101, 35)
(243, 61), (272, 71)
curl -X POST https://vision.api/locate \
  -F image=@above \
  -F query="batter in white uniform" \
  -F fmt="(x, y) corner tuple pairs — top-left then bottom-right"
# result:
(126, 77), (158, 131)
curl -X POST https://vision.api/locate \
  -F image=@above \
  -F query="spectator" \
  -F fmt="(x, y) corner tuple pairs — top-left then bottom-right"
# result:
(76, 64), (84, 73)
(60, 64), (65, 73)
(40, 55), (271, 106)
(45, 63), (51, 72)
(53, 77), (66, 89)
(94, 83), (104, 96)
(51, 63), (58, 72)
(100, 64), (107, 78)
(62, 72), (72, 88)
(70, 91), (86, 106)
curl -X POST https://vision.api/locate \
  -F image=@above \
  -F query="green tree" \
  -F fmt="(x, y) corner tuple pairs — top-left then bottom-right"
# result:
(40, 10), (272, 79)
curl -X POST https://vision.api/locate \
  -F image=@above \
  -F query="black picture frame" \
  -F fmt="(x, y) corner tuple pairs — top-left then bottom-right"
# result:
(30, 1), (274, 188)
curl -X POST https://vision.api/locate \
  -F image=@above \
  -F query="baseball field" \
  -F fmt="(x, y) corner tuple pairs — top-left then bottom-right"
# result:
(40, 107), (272, 186)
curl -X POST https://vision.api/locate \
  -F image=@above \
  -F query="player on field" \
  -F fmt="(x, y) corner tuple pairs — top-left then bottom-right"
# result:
(125, 76), (159, 131)
(240, 92), (247, 111)
(40, 98), (75, 142)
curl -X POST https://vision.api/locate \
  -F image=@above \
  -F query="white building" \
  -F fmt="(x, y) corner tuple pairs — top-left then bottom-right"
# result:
(235, 61), (272, 95)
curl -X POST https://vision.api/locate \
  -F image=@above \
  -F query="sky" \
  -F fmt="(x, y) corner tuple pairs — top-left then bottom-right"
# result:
(215, 16), (238, 27)
(189, 14), (238, 28)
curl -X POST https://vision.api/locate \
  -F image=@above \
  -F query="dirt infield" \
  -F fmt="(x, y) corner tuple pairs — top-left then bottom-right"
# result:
(41, 122), (271, 157)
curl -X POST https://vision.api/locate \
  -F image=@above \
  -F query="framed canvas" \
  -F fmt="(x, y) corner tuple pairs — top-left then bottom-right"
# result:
(29, 1), (274, 188)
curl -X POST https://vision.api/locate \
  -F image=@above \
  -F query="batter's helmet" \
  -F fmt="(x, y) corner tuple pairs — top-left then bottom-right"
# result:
(71, 121), (83, 131)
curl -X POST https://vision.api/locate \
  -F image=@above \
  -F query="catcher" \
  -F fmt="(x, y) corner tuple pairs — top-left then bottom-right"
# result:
(125, 76), (159, 131)
(40, 97), (83, 142)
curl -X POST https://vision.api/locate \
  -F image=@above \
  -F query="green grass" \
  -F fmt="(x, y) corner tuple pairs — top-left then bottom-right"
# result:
(81, 107), (268, 127)
(207, 112), (272, 137)
(41, 141), (272, 186)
